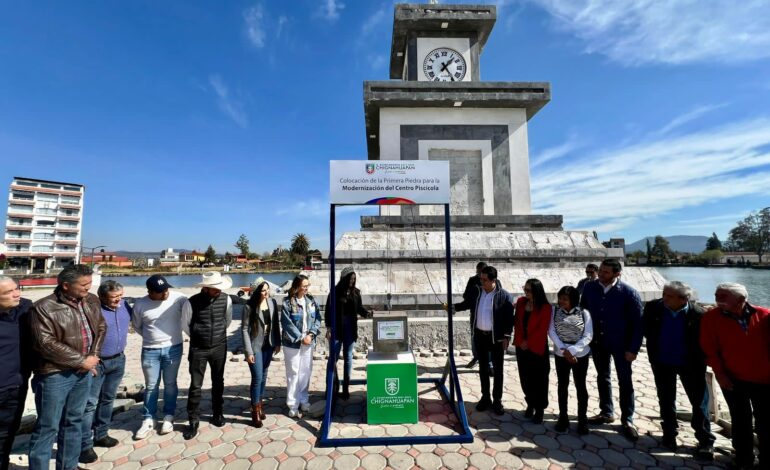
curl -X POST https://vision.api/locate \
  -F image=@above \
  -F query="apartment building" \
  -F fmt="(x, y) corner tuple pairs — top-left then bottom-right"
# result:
(4, 177), (84, 273)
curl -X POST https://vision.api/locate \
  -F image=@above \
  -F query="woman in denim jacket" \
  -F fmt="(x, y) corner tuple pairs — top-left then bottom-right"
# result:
(280, 274), (321, 418)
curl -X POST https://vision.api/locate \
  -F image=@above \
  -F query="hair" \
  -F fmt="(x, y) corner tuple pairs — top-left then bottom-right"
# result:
(0, 275), (15, 285)
(525, 278), (550, 309)
(288, 274), (309, 299)
(557, 285), (580, 310)
(247, 281), (270, 338)
(663, 280), (694, 301)
(476, 261), (488, 270)
(586, 263), (599, 271)
(335, 271), (357, 298)
(601, 259), (622, 273)
(480, 265), (497, 281)
(97, 280), (123, 299)
(57, 264), (93, 287)
(716, 282), (749, 301)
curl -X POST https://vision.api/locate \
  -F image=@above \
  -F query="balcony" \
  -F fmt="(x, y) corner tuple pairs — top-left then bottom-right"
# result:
(10, 184), (81, 197)
(55, 239), (78, 245)
(7, 208), (33, 216)
(58, 203), (81, 209)
(8, 198), (34, 205)
(5, 222), (33, 230)
(5, 237), (32, 243)
(57, 215), (81, 221)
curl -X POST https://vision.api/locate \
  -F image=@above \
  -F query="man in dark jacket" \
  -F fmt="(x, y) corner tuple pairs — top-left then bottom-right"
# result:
(455, 266), (513, 415)
(643, 281), (715, 459)
(182, 272), (233, 440)
(27, 264), (106, 470)
(455, 262), (487, 369)
(0, 276), (32, 470)
(580, 259), (643, 441)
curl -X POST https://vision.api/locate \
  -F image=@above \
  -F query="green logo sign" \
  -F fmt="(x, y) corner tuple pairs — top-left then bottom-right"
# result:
(385, 378), (399, 395)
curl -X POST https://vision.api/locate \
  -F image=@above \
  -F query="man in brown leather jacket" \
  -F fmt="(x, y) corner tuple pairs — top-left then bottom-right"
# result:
(27, 264), (106, 470)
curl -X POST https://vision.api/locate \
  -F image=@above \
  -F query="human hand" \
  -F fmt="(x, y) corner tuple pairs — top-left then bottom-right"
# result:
(81, 355), (99, 371)
(625, 352), (637, 362)
(274, 345), (281, 355)
(90, 368), (98, 377)
(563, 350), (576, 364)
(520, 340), (528, 351)
(326, 330), (331, 340)
(303, 335), (314, 345)
(442, 302), (448, 311)
(246, 355), (255, 364)
(502, 338), (509, 351)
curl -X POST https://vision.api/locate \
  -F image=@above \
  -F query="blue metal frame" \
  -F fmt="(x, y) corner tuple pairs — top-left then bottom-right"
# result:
(318, 203), (473, 447)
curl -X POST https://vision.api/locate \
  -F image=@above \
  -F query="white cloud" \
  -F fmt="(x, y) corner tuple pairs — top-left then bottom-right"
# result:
(319, 0), (345, 22)
(243, 4), (266, 48)
(532, 117), (770, 231)
(529, 0), (770, 65)
(655, 103), (728, 136)
(276, 15), (288, 39)
(208, 75), (249, 128)
(530, 135), (582, 168)
(361, 5), (388, 35)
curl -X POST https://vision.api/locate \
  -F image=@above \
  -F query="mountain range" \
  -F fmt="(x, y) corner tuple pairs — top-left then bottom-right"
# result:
(625, 235), (709, 254)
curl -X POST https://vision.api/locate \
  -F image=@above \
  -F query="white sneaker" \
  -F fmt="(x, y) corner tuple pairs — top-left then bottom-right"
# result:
(160, 415), (174, 434)
(288, 409), (299, 418)
(300, 402), (311, 412)
(135, 419), (155, 440)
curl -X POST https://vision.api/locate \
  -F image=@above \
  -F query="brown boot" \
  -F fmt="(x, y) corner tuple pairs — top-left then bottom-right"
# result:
(251, 405), (263, 428)
(258, 400), (266, 420)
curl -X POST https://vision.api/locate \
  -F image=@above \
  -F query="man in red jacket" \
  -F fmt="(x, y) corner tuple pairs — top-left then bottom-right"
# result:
(700, 282), (770, 470)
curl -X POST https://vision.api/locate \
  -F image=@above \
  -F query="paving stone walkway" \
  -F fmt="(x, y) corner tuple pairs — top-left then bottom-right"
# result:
(9, 305), (735, 469)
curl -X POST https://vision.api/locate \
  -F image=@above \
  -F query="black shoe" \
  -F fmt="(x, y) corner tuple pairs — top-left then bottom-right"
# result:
(79, 448), (98, 464)
(587, 413), (615, 425)
(695, 443), (714, 461)
(475, 398), (492, 412)
(465, 358), (478, 368)
(524, 406), (534, 418)
(577, 420), (589, 435)
(211, 413), (226, 427)
(492, 402), (505, 416)
(622, 423), (639, 442)
(555, 415), (569, 433)
(93, 435), (119, 448)
(661, 434), (678, 450)
(531, 409), (544, 424)
(183, 420), (199, 440)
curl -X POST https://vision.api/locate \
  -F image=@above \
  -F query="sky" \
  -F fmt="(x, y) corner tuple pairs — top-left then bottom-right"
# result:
(2, 0), (770, 255)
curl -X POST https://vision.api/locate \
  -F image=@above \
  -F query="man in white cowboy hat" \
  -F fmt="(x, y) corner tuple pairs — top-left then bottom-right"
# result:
(182, 271), (233, 440)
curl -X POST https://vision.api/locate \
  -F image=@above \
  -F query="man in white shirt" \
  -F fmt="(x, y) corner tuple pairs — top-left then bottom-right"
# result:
(131, 275), (191, 439)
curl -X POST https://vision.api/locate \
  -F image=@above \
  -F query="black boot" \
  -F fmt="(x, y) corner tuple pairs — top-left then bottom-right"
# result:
(183, 420), (199, 440)
(340, 376), (350, 400)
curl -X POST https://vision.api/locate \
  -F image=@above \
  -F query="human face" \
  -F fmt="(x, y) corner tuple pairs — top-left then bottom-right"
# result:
(348, 273), (356, 288)
(62, 275), (92, 300)
(523, 283), (533, 300)
(597, 264), (620, 286)
(202, 287), (221, 298)
(662, 287), (687, 312)
(715, 288), (745, 314)
(586, 269), (597, 280)
(100, 288), (124, 310)
(0, 280), (21, 310)
(148, 290), (169, 301)
(480, 273), (495, 293)
(297, 278), (310, 298)
(260, 285), (270, 300)
(557, 294), (572, 311)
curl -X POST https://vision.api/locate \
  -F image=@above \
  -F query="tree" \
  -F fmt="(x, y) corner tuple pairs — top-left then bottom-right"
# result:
(235, 234), (250, 257)
(696, 249), (723, 265)
(291, 233), (310, 255)
(204, 245), (216, 264)
(645, 238), (652, 258)
(706, 232), (722, 251)
(727, 207), (770, 263)
(650, 235), (673, 263)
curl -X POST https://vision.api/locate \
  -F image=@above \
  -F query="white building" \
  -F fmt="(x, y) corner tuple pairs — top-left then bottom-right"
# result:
(4, 177), (84, 273)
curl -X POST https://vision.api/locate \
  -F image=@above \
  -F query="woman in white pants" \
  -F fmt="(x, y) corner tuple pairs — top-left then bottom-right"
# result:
(280, 274), (322, 417)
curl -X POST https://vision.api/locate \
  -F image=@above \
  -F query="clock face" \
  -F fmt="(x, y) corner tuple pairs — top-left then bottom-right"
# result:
(422, 47), (467, 82)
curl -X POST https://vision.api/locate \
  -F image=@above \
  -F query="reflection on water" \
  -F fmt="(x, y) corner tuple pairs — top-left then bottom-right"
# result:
(655, 267), (770, 306)
(102, 272), (297, 289)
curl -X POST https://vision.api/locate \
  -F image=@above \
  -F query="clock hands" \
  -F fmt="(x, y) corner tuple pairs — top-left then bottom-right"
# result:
(440, 60), (455, 81)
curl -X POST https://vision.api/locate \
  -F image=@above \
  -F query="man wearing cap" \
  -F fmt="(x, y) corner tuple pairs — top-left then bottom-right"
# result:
(0, 276), (32, 470)
(132, 275), (192, 440)
(182, 272), (233, 440)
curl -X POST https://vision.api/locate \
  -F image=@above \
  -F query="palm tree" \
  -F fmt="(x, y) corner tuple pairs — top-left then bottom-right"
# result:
(291, 233), (310, 255)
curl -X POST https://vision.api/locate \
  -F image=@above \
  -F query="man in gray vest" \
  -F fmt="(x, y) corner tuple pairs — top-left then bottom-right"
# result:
(182, 272), (233, 440)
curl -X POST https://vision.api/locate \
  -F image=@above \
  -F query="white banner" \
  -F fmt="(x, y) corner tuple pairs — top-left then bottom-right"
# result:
(330, 160), (450, 205)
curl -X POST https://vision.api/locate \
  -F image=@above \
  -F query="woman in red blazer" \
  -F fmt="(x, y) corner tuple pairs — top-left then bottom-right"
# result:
(514, 278), (552, 423)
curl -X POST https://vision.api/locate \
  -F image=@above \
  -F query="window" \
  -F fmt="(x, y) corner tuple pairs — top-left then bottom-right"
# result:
(61, 196), (80, 204)
(33, 233), (55, 240)
(11, 191), (34, 200)
(35, 208), (57, 215)
(9, 205), (33, 213)
(41, 183), (62, 190)
(56, 246), (76, 252)
(7, 218), (32, 226)
(14, 181), (37, 187)
(63, 186), (81, 192)
(36, 220), (56, 227)
(37, 193), (59, 202)
(30, 245), (53, 253)
(58, 221), (78, 228)
(8, 244), (30, 252)
(6, 231), (29, 239)
(59, 209), (79, 216)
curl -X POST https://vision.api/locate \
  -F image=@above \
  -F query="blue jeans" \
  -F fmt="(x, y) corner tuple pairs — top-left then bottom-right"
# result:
(81, 353), (126, 449)
(247, 345), (275, 404)
(333, 339), (355, 385)
(28, 370), (92, 470)
(141, 344), (183, 419)
(592, 344), (635, 424)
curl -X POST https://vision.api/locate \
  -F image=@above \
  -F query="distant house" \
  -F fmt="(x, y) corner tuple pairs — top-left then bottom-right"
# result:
(719, 252), (760, 264)
(179, 251), (205, 264)
(159, 247), (181, 267)
(81, 252), (133, 268)
(602, 238), (626, 258)
(305, 250), (323, 270)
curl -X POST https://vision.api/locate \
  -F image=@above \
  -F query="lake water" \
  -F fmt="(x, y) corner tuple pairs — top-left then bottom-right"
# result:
(655, 266), (770, 306)
(102, 272), (297, 289)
